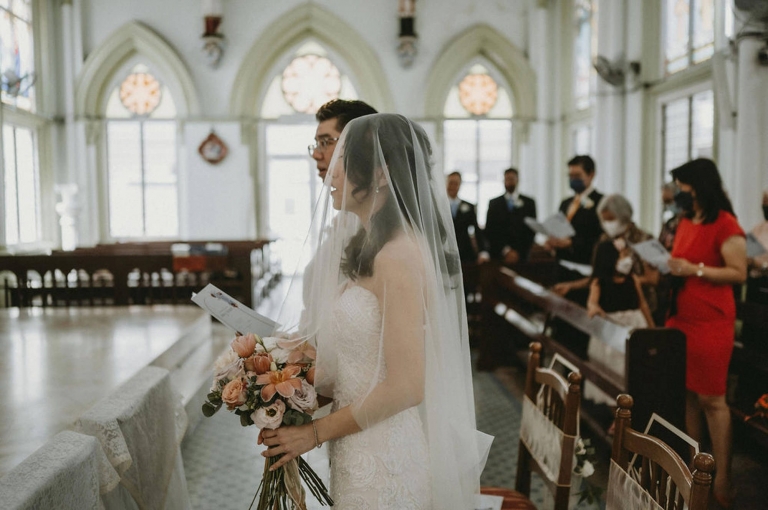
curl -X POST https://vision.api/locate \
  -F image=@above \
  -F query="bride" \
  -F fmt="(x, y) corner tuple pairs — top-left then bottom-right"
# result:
(259, 113), (491, 509)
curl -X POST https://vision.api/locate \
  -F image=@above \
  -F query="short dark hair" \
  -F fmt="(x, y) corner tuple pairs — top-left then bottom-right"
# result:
(315, 99), (378, 132)
(448, 171), (462, 180)
(504, 168), (519, 177)
(670, 158), (735, 224)
(568, 155), (596, 175)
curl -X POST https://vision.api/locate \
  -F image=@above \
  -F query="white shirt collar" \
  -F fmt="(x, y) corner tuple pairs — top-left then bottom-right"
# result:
(504, 191), (520, 202)
(449, 197), (461, 206)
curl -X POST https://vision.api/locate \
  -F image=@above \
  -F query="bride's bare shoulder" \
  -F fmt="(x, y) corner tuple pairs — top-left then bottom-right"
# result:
(373, 234), (425, 276)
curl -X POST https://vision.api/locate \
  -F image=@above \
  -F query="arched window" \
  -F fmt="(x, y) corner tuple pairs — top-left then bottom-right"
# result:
(443, 63), (513, 227)
(105, 63), (178, 238)
(262, 41), (357, 272)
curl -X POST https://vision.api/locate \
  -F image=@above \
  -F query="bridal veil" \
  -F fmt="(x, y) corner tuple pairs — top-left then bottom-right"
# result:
(275, 113), (492, 509)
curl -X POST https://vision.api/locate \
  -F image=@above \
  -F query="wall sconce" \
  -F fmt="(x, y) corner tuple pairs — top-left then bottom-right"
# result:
(397, 0), (417, 68)
(201, 0), (226, 69)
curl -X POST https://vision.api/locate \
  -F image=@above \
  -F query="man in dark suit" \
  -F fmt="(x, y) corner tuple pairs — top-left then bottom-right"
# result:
(446, 172), (486, 263)
(546, 155), (604, 286)
(484, 168), (537, 264)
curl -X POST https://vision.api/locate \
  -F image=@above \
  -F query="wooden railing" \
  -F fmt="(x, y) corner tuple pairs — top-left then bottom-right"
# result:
(0, 240), (277, 309)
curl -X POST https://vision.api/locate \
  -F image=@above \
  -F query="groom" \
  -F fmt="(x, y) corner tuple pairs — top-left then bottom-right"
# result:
(311, 99), (378, 181)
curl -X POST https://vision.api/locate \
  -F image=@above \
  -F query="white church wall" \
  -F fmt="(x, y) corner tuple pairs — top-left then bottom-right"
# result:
(69, 0), (532, 243)
(181, 122), (255, 240)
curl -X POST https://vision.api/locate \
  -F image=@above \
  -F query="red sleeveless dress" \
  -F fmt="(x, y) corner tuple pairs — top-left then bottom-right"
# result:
(665, 211), (744, 395)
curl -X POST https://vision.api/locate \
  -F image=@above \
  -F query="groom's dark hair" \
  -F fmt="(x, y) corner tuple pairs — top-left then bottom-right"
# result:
(316, 99), (378, 132)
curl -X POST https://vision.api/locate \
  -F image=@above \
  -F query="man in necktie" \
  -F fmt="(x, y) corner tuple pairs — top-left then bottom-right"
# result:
(484, 168), (537, 265)
(446, 172), (486, 263)
(546, 155), (604, 282)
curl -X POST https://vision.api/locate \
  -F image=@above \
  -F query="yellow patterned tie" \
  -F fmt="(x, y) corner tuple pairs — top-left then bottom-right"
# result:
(566, 194), (581, 222)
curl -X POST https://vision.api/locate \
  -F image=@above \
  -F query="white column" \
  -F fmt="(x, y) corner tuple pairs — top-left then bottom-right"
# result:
(732, 37), (768, 230)
(622, 0), (644, 218)
(527, 0), (560, 217)
(593, 0), (626, 195)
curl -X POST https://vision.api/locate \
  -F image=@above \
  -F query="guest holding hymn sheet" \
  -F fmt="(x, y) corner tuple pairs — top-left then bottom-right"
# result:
(546, 155), (604, 284)
(484, 168), (537, 264)
(665, 159), (747, 509)
(554, 194), (658, 317)
(446, 171), (487, 264)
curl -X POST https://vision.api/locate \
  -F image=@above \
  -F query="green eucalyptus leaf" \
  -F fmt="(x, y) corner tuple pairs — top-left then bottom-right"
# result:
(202, 402), (218, 417)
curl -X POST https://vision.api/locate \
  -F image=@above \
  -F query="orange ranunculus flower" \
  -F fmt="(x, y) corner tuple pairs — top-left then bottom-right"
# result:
(221, 378), (249, 410)
(256, 365), (302, 402)
(231, 333), (258, 358)
(245, 352), (273, 374)
(305, 366), (315, 385)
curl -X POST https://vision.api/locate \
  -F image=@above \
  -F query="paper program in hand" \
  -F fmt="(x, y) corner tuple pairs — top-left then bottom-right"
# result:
(191, 284), (278, 337)
(630, 239), (671, 274)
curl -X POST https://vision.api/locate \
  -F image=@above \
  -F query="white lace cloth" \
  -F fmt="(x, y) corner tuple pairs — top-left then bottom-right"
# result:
(0, 430), (118, 510)
(75, 366), (190, 510)
(519, 395), (574, 486)
(606, 459), (665, 510)
(327, 286), (431, 509)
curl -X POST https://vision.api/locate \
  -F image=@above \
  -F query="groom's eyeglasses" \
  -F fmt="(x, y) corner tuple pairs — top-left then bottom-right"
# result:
(307, 137), (340, 157)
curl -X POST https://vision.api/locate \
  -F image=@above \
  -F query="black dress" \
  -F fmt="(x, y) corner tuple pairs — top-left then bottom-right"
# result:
(598, 276), (639, 313)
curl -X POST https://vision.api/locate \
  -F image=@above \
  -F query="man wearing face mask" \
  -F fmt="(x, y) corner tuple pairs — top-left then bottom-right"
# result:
(546, 156), (604, 282)
(484, 168), (537, 264)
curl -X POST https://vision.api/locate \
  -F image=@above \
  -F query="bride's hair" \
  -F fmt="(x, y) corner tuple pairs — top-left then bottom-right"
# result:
(339, 115), (458, 280)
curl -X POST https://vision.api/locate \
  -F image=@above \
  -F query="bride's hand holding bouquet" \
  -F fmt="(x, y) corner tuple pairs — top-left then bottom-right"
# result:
(202, 333), (333, 509)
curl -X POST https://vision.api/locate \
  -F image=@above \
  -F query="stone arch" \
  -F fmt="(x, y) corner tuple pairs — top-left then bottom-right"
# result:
(424, 24), (537, 123)
(75, 21), (200, 118)
(229, 4), (394, 116)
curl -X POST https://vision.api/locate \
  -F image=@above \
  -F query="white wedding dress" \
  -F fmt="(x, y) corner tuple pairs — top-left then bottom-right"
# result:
(327, 286), (431, 509)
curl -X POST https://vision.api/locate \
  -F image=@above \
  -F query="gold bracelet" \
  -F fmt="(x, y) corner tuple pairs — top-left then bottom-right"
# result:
(312, 420), (323, 449)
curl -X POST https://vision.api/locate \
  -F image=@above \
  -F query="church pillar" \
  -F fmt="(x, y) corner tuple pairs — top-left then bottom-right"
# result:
(527, 0), (561, 217)
(593, 0), (626, 196)
(60, 0), (85, 246)
(732, 36), (768, 230)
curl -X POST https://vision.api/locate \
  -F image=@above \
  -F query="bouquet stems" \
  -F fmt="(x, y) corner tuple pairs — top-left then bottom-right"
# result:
(249, 452), (334, 510)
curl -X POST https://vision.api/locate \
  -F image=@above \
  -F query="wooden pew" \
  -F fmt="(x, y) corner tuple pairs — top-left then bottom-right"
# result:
(0, 240), (276, 309)
(478, 265), (687, 439)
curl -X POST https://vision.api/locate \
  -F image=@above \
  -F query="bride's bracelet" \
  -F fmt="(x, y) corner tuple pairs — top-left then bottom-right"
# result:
(312, 420), (323, 449)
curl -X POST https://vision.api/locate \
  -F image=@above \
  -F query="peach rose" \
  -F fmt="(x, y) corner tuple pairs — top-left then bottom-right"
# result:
(231, 334), (258, 358)
(244, 352), (273, 375)
(221, 378), (249, 410)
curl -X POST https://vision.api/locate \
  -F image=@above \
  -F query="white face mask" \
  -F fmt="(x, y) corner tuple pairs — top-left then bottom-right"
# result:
(616, 256), (634, 275)
(601, 220), (626, 238)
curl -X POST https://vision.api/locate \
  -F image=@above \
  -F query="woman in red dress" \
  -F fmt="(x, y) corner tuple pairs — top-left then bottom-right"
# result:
(666, 159), (747, 508)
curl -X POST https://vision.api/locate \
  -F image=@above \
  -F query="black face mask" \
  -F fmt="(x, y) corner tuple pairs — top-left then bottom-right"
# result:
(763, 205), (768, 221)
(674, 191), (694, 212)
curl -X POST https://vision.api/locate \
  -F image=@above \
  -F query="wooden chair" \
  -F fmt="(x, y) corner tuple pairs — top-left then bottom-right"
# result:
(609, 394), (715, 510)
(481, 341), (582, 510)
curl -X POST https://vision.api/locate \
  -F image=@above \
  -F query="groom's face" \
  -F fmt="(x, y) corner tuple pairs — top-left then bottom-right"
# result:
(312, 119), (342, 181)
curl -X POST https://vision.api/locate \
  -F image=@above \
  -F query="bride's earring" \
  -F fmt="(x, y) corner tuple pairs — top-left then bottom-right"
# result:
(375, 185), (380, 194)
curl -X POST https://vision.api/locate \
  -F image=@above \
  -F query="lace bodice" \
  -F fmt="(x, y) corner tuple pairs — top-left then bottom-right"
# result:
(326, 286), (430, 509)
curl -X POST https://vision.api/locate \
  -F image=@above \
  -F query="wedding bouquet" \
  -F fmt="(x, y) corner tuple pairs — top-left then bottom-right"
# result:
(202, 333), (333, 509)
